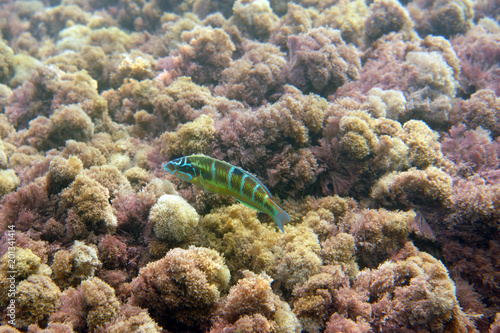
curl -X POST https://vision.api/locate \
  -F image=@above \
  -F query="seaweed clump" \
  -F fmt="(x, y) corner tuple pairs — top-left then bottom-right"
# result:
(130, 246), (230, 329)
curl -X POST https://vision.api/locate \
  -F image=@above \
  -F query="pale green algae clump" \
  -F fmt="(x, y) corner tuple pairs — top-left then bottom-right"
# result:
(0, 248), (60, 329)
(2, 248), (51, 280)
(0, 169), (20, 197)
(149, 194), (200, 243)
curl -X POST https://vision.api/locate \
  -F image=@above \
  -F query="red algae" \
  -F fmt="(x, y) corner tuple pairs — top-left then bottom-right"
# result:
(0, 0), (498, 331)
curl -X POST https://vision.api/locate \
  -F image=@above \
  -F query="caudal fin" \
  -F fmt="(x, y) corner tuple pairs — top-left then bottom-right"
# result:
(273, 209), (290, 233)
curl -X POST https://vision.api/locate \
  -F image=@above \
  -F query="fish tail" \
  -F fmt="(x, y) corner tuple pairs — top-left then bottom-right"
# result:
(273, 208), (290, 233)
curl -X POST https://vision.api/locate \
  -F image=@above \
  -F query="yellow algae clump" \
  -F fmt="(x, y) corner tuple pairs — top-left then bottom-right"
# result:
(422, 35), (461, 83)
(364, 0), (414, 42)
(277, 86), (328, 137)
(371, 166), (453, 208)
(215, 41), (286, 106)
(196, 204), (280, 276)
(160, 76), (213, 108)
(0, 114), (14, 139)
(51, 250), (77, 288)
(130, 246), (230, 327)
(211, 271), (301, 333)
(10, 54), (42, 88)
(321, 232), (358, 278)
(71, 241), (101, 279)
(55, 24), (91, 52)
(292, 265), (360, 332)
(124, 166), (152, 190)
(230, 0), (279, 41)
(52, 241), (102, 289)
(339, 113), (379, 160)
(341, 208), (415, 267)
(116, 78), (159, 115)
(406, 51), (457, 98)
(314, 0), (368, 46)
(258, 225), (323, 293)
(149, 194), (200, 243)
(407, 0), (473, 38)
(49, 277), (119, 331)
(400, 120), (443, 169)
(60, 174), (117, 233)
(108, 153), (131, 171)
(460, 89), (500, 137)
(89, 27), (130, 54)
(404, 51), (458, 124)
(372, 131), (411, 173)
(153, 76), (214, 129)
(159, 14), (200, 54)
(16, 275), (61, 329)
(0, 169), (20, 197)
(368, 87), (407, 119)
(160, 114), (215, 157)
(61, 140), (107, 168)
(355, 242), (476, 332)
(81, 277), (120, 331)
(84, 164), (131, 199)
(100, 305), (163, 333)
(2, 248), (42, 280)
(301, 208), (337, 240)
(46, 155), (83, 195)
(43, 104), (94, 150)
(0, 248), (52, 308)
(303, 195), (352, 219)
(0, 40), (15, 84)
(180, 26), (235, 84)
(271, 2), (314, 49)
(341, 131), (371, 160)
(110, 51), (156, 86)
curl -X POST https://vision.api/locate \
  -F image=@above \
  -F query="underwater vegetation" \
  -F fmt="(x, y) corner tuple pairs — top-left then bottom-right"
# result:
(0, 0), (499, 332)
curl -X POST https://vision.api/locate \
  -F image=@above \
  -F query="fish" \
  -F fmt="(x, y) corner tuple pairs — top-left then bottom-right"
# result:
(163, 155), (290, 233)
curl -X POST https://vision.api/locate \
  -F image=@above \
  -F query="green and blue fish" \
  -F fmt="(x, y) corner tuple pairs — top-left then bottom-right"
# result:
(164, 155), (290, 233)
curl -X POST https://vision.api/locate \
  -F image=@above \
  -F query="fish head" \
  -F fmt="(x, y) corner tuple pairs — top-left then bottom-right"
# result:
(163, 157), (198, 182)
